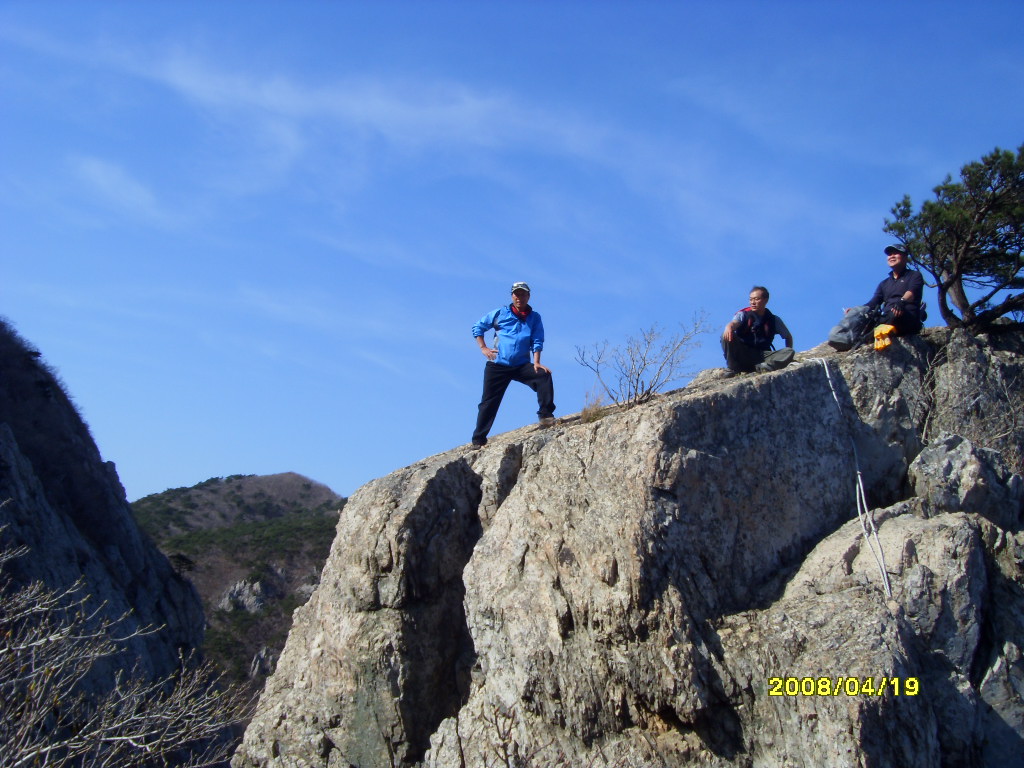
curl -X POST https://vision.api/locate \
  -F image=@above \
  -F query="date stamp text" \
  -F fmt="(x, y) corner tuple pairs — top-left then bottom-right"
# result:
(767, 676), (919, 697)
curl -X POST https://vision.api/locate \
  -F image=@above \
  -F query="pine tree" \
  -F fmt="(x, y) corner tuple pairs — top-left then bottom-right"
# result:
(884, 144), (1024, 329)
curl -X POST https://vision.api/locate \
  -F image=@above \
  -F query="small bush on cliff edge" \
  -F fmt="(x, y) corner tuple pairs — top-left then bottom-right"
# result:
(575, 312), (708, 409)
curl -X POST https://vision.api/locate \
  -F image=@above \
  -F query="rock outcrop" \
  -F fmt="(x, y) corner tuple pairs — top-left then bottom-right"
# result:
(234, 327), (1024, 768)
(218, 574), (286, 613)
(0, 318), (203, 685)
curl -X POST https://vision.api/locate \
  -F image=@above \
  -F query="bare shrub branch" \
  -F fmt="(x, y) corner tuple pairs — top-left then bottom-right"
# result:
(575, 313), (709, 409)
(0, 530), (254, 768)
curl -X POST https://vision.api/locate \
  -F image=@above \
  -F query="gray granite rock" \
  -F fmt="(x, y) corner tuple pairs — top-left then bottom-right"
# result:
(234, 328), (1024, 768)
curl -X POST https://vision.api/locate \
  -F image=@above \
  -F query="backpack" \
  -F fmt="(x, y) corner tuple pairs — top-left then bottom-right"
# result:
(828, 306), (880, 351)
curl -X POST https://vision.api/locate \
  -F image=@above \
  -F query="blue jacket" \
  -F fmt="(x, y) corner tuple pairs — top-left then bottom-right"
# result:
(473, 305), (545, 367)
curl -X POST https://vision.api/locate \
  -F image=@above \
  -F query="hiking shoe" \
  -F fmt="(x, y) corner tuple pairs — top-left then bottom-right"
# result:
(538, 416), (557, 428)
(469, 440), (486, 451)
(721, 369), (738, 379)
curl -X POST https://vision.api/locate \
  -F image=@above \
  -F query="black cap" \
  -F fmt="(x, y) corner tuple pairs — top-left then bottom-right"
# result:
(884, 244), (909, 256)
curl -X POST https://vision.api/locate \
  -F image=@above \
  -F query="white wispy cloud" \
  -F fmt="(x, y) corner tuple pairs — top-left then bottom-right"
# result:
(142, 49), (607, 154)
(70, 155), (179, 227)
(232, 284), (346, 334)
(5, 21), (854, 277)
(4, 23), (710, 205)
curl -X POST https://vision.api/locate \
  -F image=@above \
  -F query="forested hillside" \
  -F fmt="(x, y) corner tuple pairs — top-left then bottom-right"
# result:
(132, 473), (345, 687)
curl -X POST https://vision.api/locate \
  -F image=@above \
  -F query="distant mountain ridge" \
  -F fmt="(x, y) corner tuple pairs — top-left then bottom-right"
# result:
(132, 472), (346, 687)
(132, 471), (342, 539)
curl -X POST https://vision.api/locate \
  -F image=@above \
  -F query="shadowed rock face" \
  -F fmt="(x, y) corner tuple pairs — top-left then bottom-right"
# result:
(234, 327), (1024, 768)
(0, 319), (204, 686)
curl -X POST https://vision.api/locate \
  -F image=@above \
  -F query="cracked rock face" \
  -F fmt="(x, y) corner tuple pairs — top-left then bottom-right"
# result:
(234, 328), (1024, 768)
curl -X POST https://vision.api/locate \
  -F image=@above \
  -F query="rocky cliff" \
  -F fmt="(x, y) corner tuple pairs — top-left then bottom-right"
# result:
(0, 318), (204, 684)
(234, 326), (1024, 768)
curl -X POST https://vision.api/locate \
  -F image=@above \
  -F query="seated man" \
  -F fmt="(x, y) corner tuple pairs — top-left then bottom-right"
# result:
(866, 244), (925, 336)
(721, 285), (794, 376)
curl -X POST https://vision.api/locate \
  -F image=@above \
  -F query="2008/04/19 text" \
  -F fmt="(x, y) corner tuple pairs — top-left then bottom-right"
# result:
(768, 677), (919, 697)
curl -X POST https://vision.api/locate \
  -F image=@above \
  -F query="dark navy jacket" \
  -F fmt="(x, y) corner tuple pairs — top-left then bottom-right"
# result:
(867, 268), (924, 317)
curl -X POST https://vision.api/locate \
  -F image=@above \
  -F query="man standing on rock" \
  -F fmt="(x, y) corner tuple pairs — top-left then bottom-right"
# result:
(471, 282), (556, 448)
(721, 285), (794, 377)
(866, 244), (925, 336)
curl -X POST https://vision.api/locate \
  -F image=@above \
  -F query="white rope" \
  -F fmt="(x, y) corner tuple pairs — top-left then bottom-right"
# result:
(811, 358), (893, 599)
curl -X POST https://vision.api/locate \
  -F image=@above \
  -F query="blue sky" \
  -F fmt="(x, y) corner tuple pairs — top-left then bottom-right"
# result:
(2, 1), (1022, 501)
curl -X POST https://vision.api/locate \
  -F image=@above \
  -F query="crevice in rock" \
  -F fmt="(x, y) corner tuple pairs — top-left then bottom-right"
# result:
(917, 333), (949, 451)
(971, 537), (1024, 691)
(473, 443), (525, 527)
(392, 458), (484, 764)
(691, 701), (745, 761)
(493, 443), (524, 511)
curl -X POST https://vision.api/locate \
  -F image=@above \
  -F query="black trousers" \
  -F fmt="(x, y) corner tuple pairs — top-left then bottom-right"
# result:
(721, 337), (769, 373)
(472, 362), (555, 445)
(878, 308), (923, 336)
